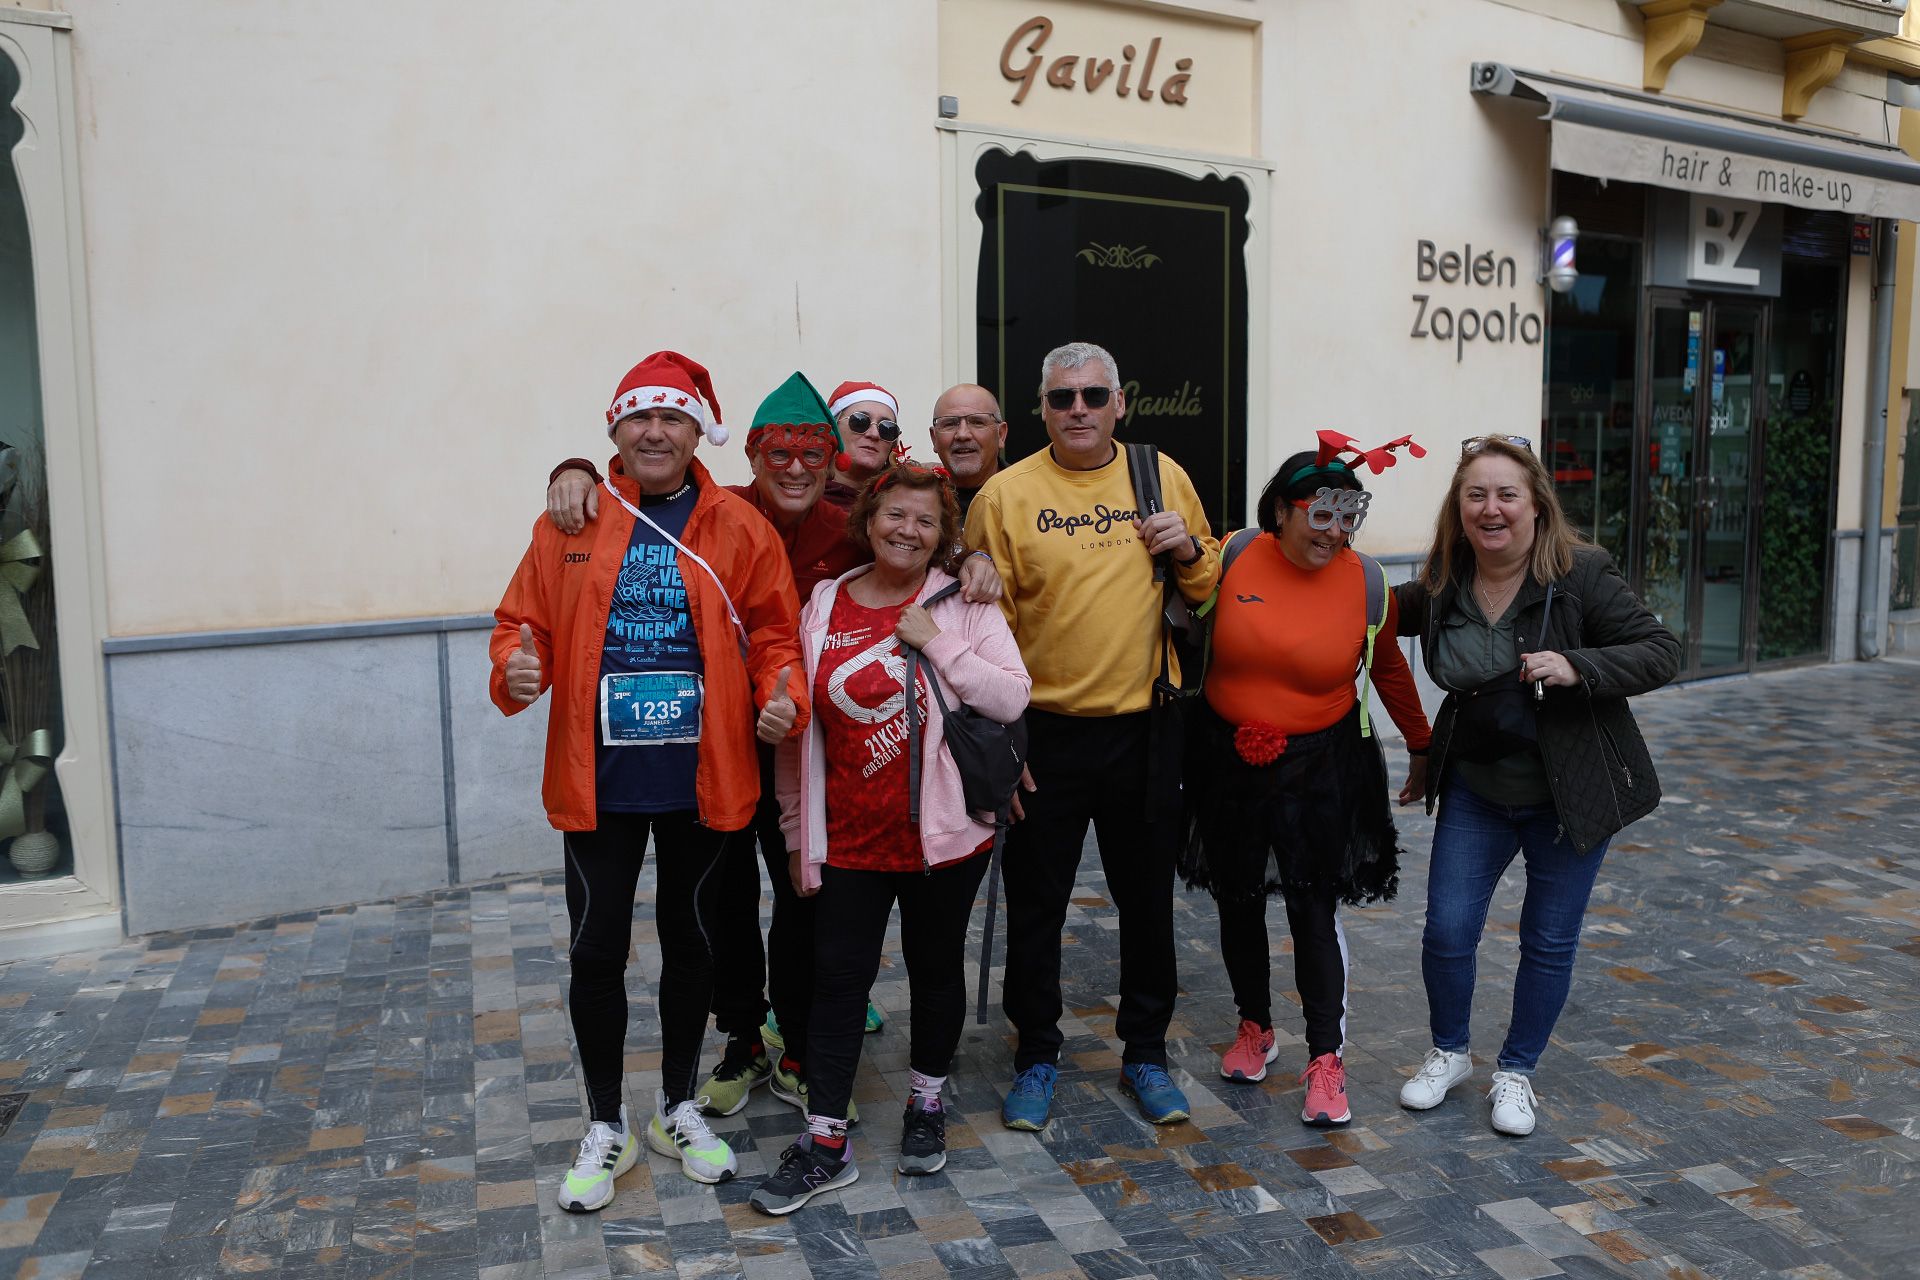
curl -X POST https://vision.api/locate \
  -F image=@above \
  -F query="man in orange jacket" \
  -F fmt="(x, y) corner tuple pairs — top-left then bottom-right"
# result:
(490, 350), (806, 1212)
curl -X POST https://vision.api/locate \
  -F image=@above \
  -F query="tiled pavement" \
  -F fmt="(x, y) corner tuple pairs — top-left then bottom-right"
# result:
(2, 661), (1917, 1279)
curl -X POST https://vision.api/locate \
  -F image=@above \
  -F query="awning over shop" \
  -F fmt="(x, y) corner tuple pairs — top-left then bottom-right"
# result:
(1471, 62), (1920, 222)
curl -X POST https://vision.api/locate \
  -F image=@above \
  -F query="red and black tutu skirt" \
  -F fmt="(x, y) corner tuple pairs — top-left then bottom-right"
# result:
(1178, 699), (1401, 906)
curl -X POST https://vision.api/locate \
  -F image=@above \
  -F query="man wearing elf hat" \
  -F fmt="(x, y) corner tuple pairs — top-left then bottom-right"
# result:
(693, 372), (868, 1120)
(490, 351), (807, 1211)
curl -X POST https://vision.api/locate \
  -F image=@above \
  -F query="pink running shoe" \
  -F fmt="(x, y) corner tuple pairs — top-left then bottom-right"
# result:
(1219, 1020), (1278, 1082)
(1300, 1052), (1351, 1127)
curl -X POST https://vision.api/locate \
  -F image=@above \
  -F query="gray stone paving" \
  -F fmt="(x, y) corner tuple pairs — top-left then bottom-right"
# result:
(0, 660), (1916, 1278)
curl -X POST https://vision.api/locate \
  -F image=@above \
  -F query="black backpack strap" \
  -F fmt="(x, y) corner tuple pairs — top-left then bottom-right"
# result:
(905, 645), (923, 825)
(903, 580), (963, 825)
(1220, 526), (1258, 578)
(1125, 443), (1167, 586)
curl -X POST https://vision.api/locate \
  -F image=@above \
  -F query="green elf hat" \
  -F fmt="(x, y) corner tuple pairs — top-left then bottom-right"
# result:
(748, 372), (848, 469)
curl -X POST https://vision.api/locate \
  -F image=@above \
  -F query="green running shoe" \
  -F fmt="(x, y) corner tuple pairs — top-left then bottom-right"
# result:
(769, 1058), (858, 1124)
(698, 1035), (772, 1117)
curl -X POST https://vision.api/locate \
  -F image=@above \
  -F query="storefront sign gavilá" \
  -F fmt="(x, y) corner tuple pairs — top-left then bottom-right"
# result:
(1001, 16), (1194, 106)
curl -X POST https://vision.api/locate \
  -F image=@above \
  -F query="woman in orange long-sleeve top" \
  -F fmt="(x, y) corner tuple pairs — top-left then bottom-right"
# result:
(1180, 433), (1431, 1130)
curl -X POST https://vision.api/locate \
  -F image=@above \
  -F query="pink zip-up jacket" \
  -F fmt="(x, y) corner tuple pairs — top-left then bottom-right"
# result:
(777, 563), (1031, 891)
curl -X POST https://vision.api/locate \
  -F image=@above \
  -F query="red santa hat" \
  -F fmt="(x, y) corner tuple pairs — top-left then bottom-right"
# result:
(826, 380), (899, 420)
(606, 351), (728, 445)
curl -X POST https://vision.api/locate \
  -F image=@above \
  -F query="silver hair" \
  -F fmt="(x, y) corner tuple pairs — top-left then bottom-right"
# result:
(1038, 342), (1120, 393)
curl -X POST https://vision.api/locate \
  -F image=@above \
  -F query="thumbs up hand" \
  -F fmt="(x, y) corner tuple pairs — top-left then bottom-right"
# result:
(756, 664), (798, 743)
(505, 623), (544, 704)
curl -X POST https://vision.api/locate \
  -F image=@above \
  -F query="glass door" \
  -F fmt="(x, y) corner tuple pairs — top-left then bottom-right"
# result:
(1639, 295), (1766, 677)
(1699, 305), (1761, 673)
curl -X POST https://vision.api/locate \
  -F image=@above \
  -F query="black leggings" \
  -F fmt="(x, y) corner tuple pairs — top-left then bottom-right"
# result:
(1218, 885), (1348, 1059)
(710, 747), (816, 1057)
(563, 811), (730, 1121)
(805, 853), (990, 1122)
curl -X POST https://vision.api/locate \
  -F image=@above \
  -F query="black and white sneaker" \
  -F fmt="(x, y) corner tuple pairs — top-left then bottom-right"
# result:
(748, 1137), (858, 1215)
(897, 1097), (947, 1175)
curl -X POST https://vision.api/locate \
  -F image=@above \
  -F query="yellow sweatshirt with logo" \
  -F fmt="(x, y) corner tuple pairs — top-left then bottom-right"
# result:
(965, 446), (1220, 717)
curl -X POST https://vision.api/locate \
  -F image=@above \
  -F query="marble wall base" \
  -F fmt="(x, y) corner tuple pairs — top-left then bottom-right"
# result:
(108, 627), (552, 936)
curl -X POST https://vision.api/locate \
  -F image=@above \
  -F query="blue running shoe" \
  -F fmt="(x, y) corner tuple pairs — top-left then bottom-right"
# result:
(1001, 1063), (1058, 1131)
(1119, 1063), (1190, 1125)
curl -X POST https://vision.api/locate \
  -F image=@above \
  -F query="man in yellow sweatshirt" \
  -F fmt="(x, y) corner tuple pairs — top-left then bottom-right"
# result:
(966, 341), (1221, 1129)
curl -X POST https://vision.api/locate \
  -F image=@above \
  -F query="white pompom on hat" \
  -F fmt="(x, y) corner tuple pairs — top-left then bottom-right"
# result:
(606, 351), (728, 445)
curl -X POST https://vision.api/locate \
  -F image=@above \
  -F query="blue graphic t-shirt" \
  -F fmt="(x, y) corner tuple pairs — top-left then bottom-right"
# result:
(596, 481), (703, 813)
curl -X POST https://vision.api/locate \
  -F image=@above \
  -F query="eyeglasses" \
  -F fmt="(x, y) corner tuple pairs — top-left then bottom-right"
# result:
(761, 446), (830, 471)
(1461, 434), (1533, 455)
(1043, 385), (1113, 411)
(844, 411), (902, 442)
(931, 413), (1003, 432)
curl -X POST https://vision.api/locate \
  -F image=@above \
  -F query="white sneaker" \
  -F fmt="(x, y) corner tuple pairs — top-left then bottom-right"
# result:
(556, 1105), (638, 1212)
(1398, 1048), (1473, 1110)
(646, 1089), (738, 1184)
(1487, 1070), (1538, 1136)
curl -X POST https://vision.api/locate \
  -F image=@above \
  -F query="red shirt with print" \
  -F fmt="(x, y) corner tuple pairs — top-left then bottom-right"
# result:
(814, 591), (926, 873)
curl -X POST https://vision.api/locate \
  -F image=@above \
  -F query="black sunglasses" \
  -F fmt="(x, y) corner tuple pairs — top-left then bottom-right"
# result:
(1043, 385), (1113, 411)
(844, 411), (902, 442)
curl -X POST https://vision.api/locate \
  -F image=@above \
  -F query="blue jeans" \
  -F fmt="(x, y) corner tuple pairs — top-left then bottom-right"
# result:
(1421, 778), (1609, 1074)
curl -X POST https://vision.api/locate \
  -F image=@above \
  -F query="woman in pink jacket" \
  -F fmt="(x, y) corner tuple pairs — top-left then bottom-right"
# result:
(752, 463), (1030, 1215)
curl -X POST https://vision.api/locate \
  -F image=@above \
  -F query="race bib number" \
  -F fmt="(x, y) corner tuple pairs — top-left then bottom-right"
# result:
(600, 671), (702, 745)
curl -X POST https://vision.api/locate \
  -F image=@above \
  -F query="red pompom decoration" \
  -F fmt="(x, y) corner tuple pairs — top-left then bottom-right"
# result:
(1234, 721), (1288, 767)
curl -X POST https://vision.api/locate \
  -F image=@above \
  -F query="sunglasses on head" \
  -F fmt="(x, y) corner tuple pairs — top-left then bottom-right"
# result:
(844, 411), (902, 442)
(761, 446), (830, 471)
(1043, 385), (1113, 411)
(1461, 434), (1533, 455)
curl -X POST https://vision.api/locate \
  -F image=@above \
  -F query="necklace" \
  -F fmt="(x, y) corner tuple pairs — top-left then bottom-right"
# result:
(1474, 569), (1524, 619)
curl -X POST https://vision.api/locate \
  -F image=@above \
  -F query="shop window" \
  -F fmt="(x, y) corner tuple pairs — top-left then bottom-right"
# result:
(0, 48), (71, 883)
(1756, 257), (1844, 662)
(1544, 234), (1642, 563)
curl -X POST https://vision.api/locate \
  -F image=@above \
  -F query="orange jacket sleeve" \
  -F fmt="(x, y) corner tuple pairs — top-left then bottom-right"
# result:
(490, 517), (556, 716)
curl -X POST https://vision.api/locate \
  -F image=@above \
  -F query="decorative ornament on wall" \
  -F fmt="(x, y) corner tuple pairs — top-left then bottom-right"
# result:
(1076, 242), (1160, 269)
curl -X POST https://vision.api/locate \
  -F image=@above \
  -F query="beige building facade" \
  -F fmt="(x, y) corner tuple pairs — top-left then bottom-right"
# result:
(2, 0), (1915, 952)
